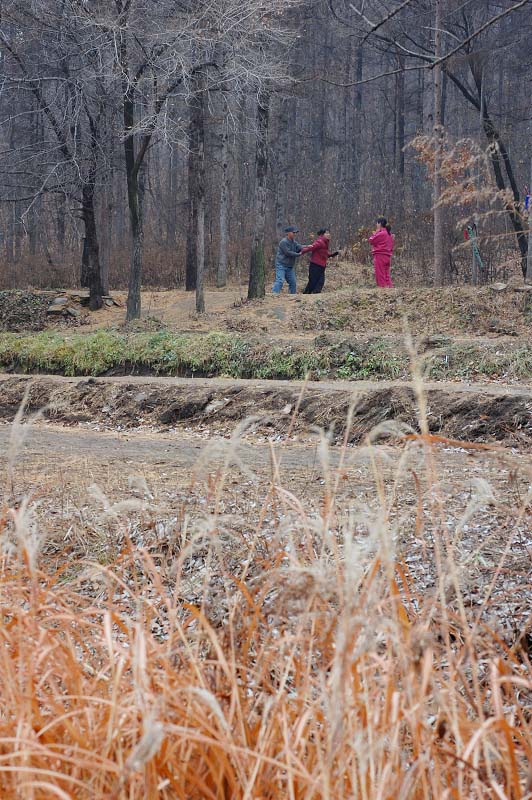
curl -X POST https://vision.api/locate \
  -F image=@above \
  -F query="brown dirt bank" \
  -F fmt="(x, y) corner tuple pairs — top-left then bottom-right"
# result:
(1, 374), (530, 447)
(4, 279), (532, 340)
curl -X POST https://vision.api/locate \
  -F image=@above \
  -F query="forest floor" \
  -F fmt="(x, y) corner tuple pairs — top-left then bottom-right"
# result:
(3, 260), (532, 339)
(1, 267), (532, 796)
(75, 280), (532, 339)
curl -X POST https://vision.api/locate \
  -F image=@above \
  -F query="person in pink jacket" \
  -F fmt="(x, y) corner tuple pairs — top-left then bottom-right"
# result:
(301, 228), (339, 294)
(369, 217), (394, 288)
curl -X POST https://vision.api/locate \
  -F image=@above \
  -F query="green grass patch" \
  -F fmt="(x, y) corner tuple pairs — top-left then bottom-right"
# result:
(427, 343), (532, 381)
(336, 341), (405, 380)
(0, 330), (252, 378)
(1, 329), (532, 383)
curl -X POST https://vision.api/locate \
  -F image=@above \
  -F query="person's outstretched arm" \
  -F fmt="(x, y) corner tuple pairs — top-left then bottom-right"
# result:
(301, 239), (319, 255)
(279, 239), (302, 258)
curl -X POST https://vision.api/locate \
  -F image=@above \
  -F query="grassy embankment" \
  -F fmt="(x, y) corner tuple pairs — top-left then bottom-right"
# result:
(1, 328), (532, 381)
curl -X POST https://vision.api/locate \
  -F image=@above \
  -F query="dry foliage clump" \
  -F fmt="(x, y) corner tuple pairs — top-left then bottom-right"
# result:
(0, 419), (532, 798)
(293, 284), (532, 337)
(0, 290), (51, 332)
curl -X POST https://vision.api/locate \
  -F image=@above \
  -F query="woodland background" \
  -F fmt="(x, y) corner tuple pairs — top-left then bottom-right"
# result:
(0, 0), (531, 314)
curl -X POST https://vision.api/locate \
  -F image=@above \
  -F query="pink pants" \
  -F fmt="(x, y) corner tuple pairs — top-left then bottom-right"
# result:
(374, 254), (393, 288)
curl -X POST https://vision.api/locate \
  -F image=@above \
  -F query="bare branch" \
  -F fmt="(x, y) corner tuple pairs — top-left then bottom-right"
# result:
(430, 0), (532, 69)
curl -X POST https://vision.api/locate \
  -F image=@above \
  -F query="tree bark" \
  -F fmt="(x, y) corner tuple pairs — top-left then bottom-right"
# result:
(81, 238), (90, 288)
(217, 117), (229, 288)
(125, 173), (144, 321)
(100, 190), (112, 297)
(185, 87), (203, 292)
(526, 156), (532, 283)
(57, 194), (66, 258)
(124, 81), (145, 321)
(119, 26), (145, 323)
(6, 205), (14, 265)
(395, 49), (405, 209)
(352, 44), (364, 196)
(167, 143), (179, 251)
(14, 213), (22, 263)
(184, 77), (206, 309)
(274, 97), (290, 237)
(81, 184), (104, 310)
(433, 0), (445, 286)
(195, 90), (206, 313)
(248, 92), (270, 300)
(196, 191), (206, 312)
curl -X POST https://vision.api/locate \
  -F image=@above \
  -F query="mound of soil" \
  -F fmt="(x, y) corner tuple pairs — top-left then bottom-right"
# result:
(0, 291), (51, 332)
(1, 376), (530, 447)
(292, 286), (530, 337)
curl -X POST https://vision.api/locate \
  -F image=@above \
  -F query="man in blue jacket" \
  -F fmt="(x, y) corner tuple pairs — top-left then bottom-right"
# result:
(272, 226), (306, 294)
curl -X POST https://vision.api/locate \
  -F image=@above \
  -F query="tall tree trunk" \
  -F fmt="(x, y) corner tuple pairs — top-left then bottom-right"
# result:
(527, 155), (532, 283)
(116, 170), (127, 254)
(82, 184), (104, 310)
(217, 117), (229, 288)
(185, 77), (206, 307)
(481, 104), (528, 275)
(100, 185), (112, 296)
(27, 205), (37, 257)
(411, 67), (425, 211)
(6, 205), (14, 264)
(81, 238), (89, 287)
(124, 82), (145, 321)
(185, 87), (203, 292)
(433, 0), (445, 286)
(14, 203), (23, 263)
(248, 92), (270, 300)
(395, 50), (405, 211)
(195, 88), (206, 313)
(340, 41), (353, 189)
(167, 143), (179, 250)
(352, 44), (364, 200)
(57, 194), (66, 258)
(275, 97), (290, 237)
(126, 173), (144, 320)
(442, 70), (448, 126)
(196, 190), (206, 312)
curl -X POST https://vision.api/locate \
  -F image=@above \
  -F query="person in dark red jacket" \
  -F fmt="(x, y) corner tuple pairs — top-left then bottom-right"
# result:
(301, 228), (339, 294)
(369, 217), (395, 287)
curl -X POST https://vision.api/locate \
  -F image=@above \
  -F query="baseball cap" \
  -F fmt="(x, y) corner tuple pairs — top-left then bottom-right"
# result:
(284, 226), (299, 233)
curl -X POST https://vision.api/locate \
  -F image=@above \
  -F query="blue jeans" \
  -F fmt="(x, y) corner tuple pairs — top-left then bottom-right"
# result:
(272, 262), (297, 294)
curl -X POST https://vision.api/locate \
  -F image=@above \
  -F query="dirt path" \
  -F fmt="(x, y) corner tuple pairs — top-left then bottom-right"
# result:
(0, 422), (328, 472)
(1, 373), (531, 447)
(2, 372), (531, 397)
(1, 395), (530, 644)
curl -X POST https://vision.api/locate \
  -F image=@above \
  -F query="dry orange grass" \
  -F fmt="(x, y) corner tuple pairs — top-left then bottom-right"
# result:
(1, 386), (532, 798)
(1, 462), (532, 798)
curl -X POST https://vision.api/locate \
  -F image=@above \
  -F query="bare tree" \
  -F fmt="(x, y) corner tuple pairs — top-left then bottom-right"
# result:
(217, 116), (230, 288)
(433, 0), (445, 285)
(191, 76), (207, 313)
(0, 0), (109, 308)
(248, 91), (270, 299)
